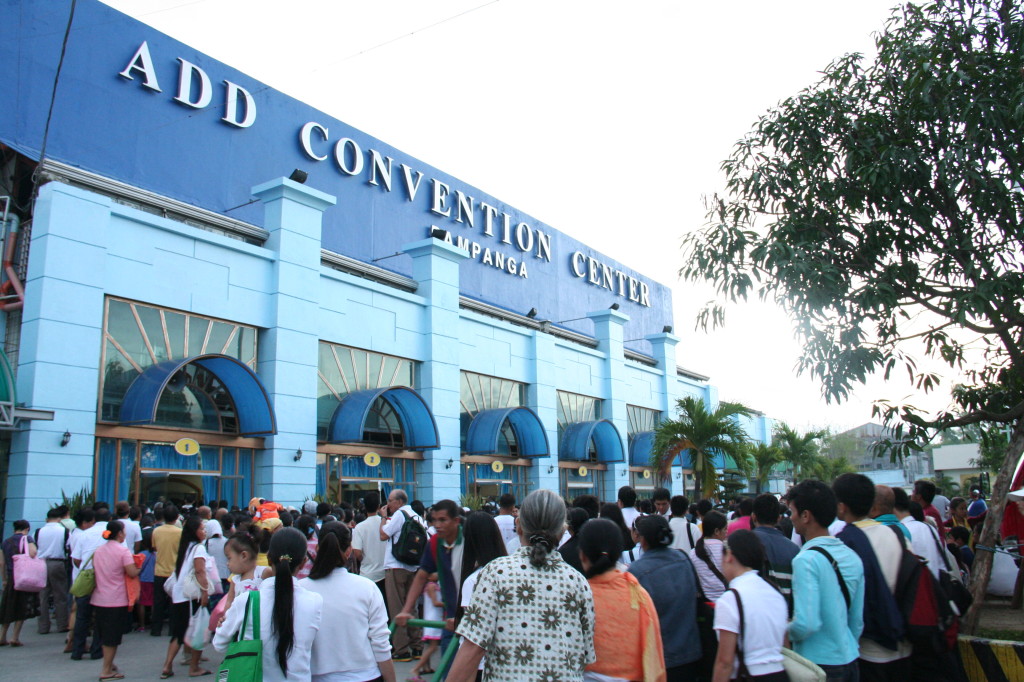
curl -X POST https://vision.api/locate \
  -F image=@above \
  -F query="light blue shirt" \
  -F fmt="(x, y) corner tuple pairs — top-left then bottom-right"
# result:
(788, 536), (864, 666)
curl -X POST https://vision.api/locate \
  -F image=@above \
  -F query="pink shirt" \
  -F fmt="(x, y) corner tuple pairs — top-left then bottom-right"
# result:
(727, 516), (752, 535)
(91, 540), (134, 607)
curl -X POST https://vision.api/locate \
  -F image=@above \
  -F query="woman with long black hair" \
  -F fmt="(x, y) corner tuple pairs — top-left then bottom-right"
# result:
(215, 527), (323, 681)
(300, 521), (395, 682)
(160, 515), (212, 679)
(690, 510), (728, 601)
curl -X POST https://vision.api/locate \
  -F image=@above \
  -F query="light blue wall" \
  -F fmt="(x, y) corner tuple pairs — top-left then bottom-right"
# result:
(6, 178), (773, 528)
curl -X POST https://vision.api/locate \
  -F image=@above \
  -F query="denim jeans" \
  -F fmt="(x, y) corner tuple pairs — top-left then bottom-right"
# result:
(819, 661), (860, 682)
(70, 595), (101, 659)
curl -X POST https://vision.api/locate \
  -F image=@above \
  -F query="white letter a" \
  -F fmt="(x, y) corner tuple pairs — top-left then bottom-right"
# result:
(119, 41), (162, 92)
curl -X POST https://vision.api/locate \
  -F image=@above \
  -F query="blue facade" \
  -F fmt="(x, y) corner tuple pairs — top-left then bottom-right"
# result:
(0, 0), (772, 527)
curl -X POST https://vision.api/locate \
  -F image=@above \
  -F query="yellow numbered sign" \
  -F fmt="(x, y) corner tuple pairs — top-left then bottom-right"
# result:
(643, 470), (651, 479)
(491, 461), (504, 474)
(578, 466), (588, 477)
(174, 438), (200, 456)
(363, 452), (381, 467)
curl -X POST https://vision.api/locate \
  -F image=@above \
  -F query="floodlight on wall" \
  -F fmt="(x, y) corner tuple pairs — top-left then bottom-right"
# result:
(526, 308), (538, 318)
(60, 430), (71, 447)
(446, 458), (454, 469)
(294, 449), (303, 462)
(430, 227), (450, 240)
(547, 465), (555, 474)
(609, 303), (620, 311)
(288, 169), (308, 184)
(663, 325), (673, 334)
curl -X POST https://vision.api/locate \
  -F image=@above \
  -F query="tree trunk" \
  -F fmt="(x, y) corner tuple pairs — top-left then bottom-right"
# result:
(962, 416), (1024, 634)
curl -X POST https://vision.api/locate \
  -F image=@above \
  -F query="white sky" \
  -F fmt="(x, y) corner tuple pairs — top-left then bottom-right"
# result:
(102, 0), (956, 434)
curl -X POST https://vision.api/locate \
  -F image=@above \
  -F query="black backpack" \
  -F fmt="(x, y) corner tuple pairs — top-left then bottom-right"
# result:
(391, 510), (427, 565)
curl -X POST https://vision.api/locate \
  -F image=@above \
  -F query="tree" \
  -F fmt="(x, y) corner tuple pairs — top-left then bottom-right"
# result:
(680, 0), (1024, 632)
(650, 396), (753, 500)
(747, 442), (784, 493)
(804, 455), (857, 483)
(773, 424), (827, 481)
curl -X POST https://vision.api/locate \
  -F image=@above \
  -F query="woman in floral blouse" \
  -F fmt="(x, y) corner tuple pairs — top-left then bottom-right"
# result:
(448, 489), (596, 682)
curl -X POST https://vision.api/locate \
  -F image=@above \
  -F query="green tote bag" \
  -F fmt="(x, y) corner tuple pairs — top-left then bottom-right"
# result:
(217, 590), (262, 682)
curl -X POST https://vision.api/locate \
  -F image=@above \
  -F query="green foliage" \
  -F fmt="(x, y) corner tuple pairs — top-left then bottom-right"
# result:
(746, 442), (785, 493)
(650, 396), (753, 500)
(929, 473), (962, 496)
(773, 424), (827, 480)
(682, 0), (1024, 455)
(459, 493), (486, 512)
(803, 455), (856, 483)
(54, 486), (95, 519)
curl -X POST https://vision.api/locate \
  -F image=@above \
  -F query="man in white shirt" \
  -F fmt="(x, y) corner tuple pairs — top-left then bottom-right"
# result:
(669, 495), (702, 552)
(35, 506), (71, 634)
(352, 492), (389, 612)
(493, 493), (518, 549)
(115, 501), (142, 553)
(652, 487), (671, 516)
(70, 508), (108, 660)
(618, 485), (640, 529)
(379, 489), (425, 661)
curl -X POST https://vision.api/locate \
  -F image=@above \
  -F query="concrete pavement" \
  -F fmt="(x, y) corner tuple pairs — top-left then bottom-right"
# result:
(0, 625), (423, 682)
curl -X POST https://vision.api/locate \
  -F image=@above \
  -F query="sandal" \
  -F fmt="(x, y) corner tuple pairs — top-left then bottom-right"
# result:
(99, 674), (126, 681)
(9, 641), (23, 647)
(160, 672), (174, 679)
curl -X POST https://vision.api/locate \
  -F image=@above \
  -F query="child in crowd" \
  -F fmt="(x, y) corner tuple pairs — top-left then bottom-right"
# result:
(136, 532), (156, 631)
(212, 530), (271, 630)
(409, 573), (444, 682)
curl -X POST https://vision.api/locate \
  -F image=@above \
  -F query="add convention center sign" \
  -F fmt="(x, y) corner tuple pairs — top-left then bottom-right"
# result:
(0, 0), (673, 340)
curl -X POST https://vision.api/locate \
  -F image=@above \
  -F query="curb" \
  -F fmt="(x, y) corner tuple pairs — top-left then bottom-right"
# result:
(959, 636), (1024, 681)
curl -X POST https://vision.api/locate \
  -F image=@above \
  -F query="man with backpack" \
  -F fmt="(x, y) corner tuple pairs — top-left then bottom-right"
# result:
(833, 473), (912, 681)
(751, 493), (799, 611)
(379, 488), (426, 662)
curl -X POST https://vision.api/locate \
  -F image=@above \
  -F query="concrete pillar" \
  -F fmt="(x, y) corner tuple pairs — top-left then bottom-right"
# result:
(403, 238), (468, 504)
(527, 330), (559, 494)
(587, 308), (629, 502)
(6, 184), (109, 530)
(647, 331), (682, 492)
(252, 177), (335, 506)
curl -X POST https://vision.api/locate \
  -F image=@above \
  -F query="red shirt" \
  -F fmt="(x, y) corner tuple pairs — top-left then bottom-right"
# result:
(923, 504), (943, 528)
(727, 516), (752, 535)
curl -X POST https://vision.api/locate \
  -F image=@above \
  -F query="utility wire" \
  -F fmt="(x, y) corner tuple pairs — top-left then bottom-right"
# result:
(34, 0), (78, 182)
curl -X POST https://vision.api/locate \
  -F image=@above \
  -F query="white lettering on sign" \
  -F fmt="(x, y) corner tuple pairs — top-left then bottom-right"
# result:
(120, 42), (256, 128)
(447, 228), (528, 279)
(569, 251), (651, 307)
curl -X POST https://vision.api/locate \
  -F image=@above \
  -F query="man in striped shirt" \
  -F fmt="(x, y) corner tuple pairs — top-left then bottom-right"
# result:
(752, 493), (798, 612)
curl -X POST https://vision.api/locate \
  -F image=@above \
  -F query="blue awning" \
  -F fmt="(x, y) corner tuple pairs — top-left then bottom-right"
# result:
(465, 407), (549, 458)
(629, 431), (655, 467)
(120, 354), (276, 436)
(559, 420), (624, 463)
(327, 386), (439, 451)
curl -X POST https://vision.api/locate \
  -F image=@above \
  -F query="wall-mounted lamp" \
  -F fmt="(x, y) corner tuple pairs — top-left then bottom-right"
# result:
(609, 303), (620, 311)
(547, 465), (555, 474)
(675, 471), (682, 480)
(430, 226), (450, 241)
(288, 169), (308, 184)
(662, 325), (673, 334)
(526, 308), (538, 318)
(60, 430), (71, 447)
(621, 468), (627, 477)
(294, 449), (303, 462)
(445, 458), (454, 469)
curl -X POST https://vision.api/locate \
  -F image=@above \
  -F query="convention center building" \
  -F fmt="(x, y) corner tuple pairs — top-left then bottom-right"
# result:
(0, 0), (772, 527)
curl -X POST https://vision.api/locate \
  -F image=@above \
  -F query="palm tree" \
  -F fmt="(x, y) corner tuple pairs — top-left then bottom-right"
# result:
(650, 396), (753, 500)
(747, 442), (784, 493)
(804, 454), (856, 483)
(773, 423), (827, 482)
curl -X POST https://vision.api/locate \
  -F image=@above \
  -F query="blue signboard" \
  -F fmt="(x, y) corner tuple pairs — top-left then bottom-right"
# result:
(0, 0), (673, 343)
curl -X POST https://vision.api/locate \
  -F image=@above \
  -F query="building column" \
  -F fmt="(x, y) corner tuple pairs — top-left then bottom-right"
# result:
(403, 238), (468, 505)
(647, 331), (682, 492)
(587, 308), (629, 502)
(527, 330), (559, 495)
(5, 184), (109, 530)
(252, 177), (335, 506)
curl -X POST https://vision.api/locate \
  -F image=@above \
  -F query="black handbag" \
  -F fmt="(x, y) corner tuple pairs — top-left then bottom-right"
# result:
(687, 557), (718, 679)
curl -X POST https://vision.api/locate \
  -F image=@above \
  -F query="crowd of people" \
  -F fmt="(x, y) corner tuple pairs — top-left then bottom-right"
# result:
(0, 476), (1018, 682)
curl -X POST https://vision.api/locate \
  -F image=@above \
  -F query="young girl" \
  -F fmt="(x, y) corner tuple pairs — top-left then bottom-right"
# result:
(214, 530), (271, 628)
(137, 531), (156, 631)
(409, 573), (444, 682)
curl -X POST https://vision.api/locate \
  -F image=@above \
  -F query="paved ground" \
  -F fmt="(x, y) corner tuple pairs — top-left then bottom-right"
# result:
(0, 626), (423, 682)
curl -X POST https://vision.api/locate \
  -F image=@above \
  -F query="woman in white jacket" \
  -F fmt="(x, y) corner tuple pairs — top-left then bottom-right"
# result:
(214, 527), (323, 682)
(300, 521), (396, 682)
